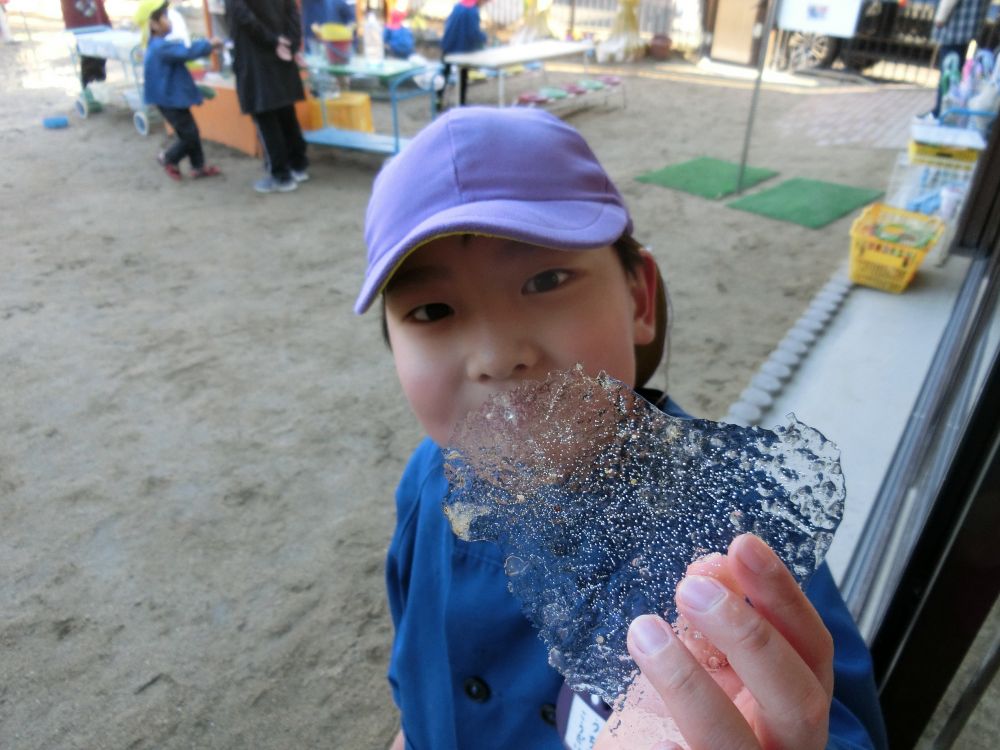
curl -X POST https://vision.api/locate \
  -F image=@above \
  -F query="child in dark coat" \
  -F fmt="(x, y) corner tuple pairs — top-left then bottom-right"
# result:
(439, 0), (487, 108)
(137, 0), (224, 180)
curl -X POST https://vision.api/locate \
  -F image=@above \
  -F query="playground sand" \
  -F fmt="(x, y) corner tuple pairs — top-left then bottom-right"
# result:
(1, 4), (912, 748)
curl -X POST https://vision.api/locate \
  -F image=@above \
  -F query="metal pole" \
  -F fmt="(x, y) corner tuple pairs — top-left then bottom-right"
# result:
(736, 0), (781, 194)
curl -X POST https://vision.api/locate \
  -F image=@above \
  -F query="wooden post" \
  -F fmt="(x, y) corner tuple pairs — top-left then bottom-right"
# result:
(202, 0), (220, 71)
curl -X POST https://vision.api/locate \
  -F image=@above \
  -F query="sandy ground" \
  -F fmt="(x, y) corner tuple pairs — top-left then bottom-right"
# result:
(1, 2), (934, 748)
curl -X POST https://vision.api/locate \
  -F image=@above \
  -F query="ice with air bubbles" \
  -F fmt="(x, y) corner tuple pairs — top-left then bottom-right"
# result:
(442, 367), (845, 705)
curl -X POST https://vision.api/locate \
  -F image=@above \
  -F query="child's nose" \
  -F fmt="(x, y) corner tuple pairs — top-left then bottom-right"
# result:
(466, 325), (539, 383)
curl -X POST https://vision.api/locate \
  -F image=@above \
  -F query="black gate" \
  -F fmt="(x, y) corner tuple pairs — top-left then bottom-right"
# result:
(776, 0), (999, 86)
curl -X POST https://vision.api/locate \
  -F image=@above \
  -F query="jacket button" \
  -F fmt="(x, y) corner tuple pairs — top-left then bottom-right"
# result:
(540, 702), (557, 726)
(463, 676), (490, 702)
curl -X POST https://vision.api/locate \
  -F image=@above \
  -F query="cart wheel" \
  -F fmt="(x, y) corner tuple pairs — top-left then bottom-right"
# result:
(134, 110), (150, 136)
(75, 95), (90, 119)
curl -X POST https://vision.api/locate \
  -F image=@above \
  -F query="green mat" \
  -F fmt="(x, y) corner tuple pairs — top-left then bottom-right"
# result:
(727, 178), (883, 229)
(636, 157), (778, 200)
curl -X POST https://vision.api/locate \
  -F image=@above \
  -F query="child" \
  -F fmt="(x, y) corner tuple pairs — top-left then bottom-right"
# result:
(302, 0), (356, 44)
(384, 10), (415, 60)
(357, 108), (889, 750)
(136, 0), (223, 181)
(61, 0), (111, 87)
(929, 0), (989, 118)
(439, 0), (487, 108)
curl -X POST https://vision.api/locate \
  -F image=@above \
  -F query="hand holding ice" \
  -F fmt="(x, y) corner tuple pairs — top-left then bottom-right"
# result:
(442, 368), (845, 704)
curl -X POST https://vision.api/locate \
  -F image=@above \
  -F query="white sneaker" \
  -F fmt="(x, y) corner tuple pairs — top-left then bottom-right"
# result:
(254, 175), (298, 193)
(291, 169), (310, 183)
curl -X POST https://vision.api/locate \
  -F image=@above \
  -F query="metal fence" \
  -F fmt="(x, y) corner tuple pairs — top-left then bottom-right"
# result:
(407, 0), (997, 86)
(775, 0), (997, 86)
(834, 0), (938, 85)
(409, 0), (705, 52)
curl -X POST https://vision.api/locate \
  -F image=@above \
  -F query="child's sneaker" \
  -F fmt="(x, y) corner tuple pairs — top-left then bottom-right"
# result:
(254, 175), (298, 193)
(156, 152), (182, 180)
(192, 165), (222, 179)
(291, 169), (309, 183)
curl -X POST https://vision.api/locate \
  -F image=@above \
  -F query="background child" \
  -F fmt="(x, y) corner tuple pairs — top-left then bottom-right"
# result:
(438, 0), (487, 109)
(929, 0), (990, 118)
(137, 0), (223, 181)
(61, 0), (111, 87)
(357, 107), (888, 750)
(302, 0), (356, 46)
(384, 10), (414, 60)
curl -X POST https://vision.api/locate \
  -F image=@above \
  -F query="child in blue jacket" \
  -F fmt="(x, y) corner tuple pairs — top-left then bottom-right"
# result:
(137, 0), (224, 180)
(439, 0), (487, 108)
(384, 10), (415, 59)
(357, 107), (889, 750)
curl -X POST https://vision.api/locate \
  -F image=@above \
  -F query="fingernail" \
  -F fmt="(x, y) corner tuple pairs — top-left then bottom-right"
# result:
(740, 534), (775, 574)
(678, 576), (726, 612)
(630, 614), (672, 656)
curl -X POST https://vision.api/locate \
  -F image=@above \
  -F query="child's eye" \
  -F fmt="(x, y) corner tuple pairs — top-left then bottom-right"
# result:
(409, 303), (453, 322)
(523, 270), (571, 294)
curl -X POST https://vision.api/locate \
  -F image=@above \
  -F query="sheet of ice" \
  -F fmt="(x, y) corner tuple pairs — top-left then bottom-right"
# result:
(442, 367), (845, 704)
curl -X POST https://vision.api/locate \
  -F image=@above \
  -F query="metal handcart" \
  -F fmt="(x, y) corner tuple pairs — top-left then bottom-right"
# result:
(68, 25), (157, 136)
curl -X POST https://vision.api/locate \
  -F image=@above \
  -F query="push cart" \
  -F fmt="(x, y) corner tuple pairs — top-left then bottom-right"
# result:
(68, 25), (158, 136)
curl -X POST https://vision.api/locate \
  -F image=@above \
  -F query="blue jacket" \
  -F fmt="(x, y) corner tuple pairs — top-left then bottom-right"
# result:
(441, 2), (486, 56)
(142, 36), (213, 109)
(386, 394), (889, 750)
(384, 26), (415, 59)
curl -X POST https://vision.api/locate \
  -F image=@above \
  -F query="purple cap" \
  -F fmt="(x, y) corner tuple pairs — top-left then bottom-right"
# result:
(355, 107), (632, 313)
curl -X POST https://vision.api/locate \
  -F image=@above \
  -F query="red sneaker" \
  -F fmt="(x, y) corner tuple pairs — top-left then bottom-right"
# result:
(163, 162), (182, 181)
(192, 165), (222, 179)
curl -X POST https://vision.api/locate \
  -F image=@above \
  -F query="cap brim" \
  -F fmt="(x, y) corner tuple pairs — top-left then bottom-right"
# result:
(354, 198), (630, 313)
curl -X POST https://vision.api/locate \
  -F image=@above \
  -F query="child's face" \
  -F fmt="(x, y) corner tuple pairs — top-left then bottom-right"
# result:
(384, 235), (658, 445)
(151, 13), (172, 36)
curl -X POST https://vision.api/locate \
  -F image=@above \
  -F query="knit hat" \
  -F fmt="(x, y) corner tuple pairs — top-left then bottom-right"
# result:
(356, 107), (631, 314)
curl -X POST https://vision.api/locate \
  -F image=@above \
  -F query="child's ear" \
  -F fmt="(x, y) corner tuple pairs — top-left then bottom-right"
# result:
(630, 248), (659, 347)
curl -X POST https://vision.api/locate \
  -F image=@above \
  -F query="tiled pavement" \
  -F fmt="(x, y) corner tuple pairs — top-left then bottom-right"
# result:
(775, 86), (936, 149)
(642, 58), (937, 151)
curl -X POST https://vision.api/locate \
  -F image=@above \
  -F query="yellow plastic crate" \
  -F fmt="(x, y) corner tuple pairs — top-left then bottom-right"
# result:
(849, 203), (945, 294)
(908, 138), (980, 166)
(306, 91), (374, 133)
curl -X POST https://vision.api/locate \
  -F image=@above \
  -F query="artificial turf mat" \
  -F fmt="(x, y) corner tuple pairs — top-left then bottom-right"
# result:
(727, 178), (884, 229)
(635, 157), (778, 200)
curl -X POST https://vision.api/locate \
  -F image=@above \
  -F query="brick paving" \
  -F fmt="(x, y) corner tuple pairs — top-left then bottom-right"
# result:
(776, 86), (936, 149)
